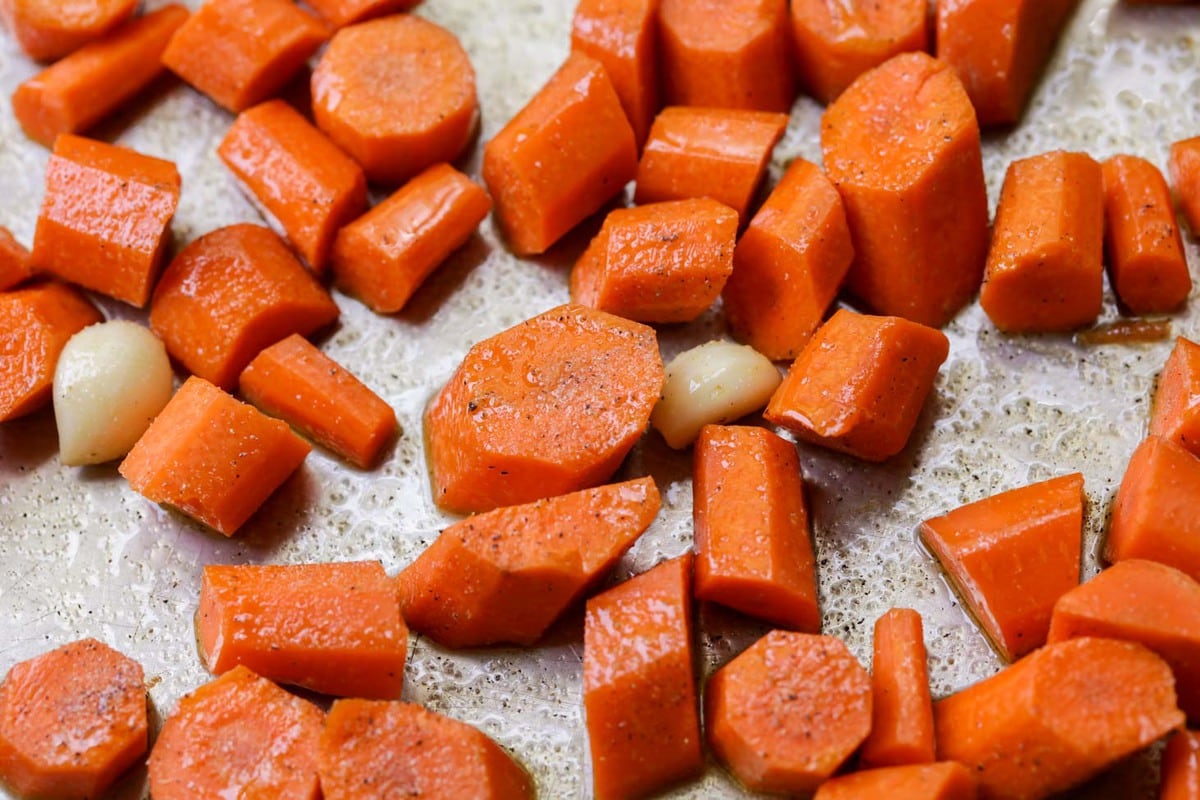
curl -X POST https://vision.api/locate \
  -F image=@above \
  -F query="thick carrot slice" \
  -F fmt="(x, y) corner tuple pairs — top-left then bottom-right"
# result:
(813, 763), (978, 800)
(312, 15), (477, 185)
(584, 554), (702, 800)
(161, 0), (328, 113)
(934, 637), (1183, 800)
(119, 376), (311, 536)
(860, 608), (935, 768)
(692, 424), (819, 632)
(570, 0), (660, 147)
(633, 106), (788, 221)
(658, 0), (793, 112)
(1171, 136), (1200, 236)
(1162, 730), (1200, 800)
(148, 666), (323, 800)
(12, 5), (189, 148)
(764, 309), (949, 462)
(319, 700), (532, 800)
(821, 52), (989, 327)
(919, 474), (1084, 662)
(483, 51), (637, 256)
(31, 133), (180, 307)
(331, 163), (492, 314)
(1151, 337), (1200, 457)
(0, 227), (33, 292)
(0, 0), (136, 61)
(0, 282), (102, 423)
(0, 639), (146, 799)
(790, 0), (928, 104)
(570, 198), (737, 323)
(706, 630), (872, 794)
(148, 224), (339, 390)
(304, 0), (417, 29)
(723, 157), (854, 360)
(980, 151), (1105, 332)
(425, 303), (663, 513)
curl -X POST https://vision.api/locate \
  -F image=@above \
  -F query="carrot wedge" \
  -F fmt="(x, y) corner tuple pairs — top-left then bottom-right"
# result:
(1162, 730), (1200, 800)
(1151, 337), (1200, 458)
(813, 763), (978, 800)
(0, 0), (137, 62)
(0, 228), (32, 292)
(1172, 136), (1200, 236)
(860, 608), (935, 768)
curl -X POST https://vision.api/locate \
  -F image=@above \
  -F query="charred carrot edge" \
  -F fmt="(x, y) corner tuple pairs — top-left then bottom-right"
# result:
(0, 227), (33, 292)
(1161, 730), (1200, 800)
(859, 608), (935, 768)
(1172, 136), (1200, 236)
(1150, 337), (1200, 458)
(813, 762), (978, 800)
(304, 0), (418, 29)
(0, 0), (137, 62)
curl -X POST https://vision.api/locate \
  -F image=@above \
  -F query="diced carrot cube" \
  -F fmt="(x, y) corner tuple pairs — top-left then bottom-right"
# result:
(304, 0), (418, 29)
(0, 0), (137, 62)
(570, 0), (660, 147)
(813, 763), (977, 800)
(0, 228), (33, 292)
(1162, 730), (1200, 800)
(1171, 136), (1200, 236)
(1151, 337), (1200, 458)
(860, 608), (936, 768)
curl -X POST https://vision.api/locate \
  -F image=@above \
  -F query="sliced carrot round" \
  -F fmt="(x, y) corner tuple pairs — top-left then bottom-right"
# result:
(1, 0), (137, 61)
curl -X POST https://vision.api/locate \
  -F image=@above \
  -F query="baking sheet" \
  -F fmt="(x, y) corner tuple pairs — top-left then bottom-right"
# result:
(1, 1), (1199, 797)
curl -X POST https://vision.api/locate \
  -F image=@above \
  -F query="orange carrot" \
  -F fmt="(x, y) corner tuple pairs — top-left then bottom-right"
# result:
(11, 5), (189, 147)
(705, 630), (872, 794)
(570, 0), (660, 147)
(813, 763), (978, 800)
(161, 0), (328, 113)
(0, 227), (33, 292)
(658, 0), (794, 112)
(1171, 136), (1200, 236)
(0, 639), (146, 799)
(1162, 730), (1200, 800)
(331, 163), (492, 314)
(482, 52), (637, 256)
(148, 224), (339, 391)
(723, 157), (854, 360)
(425, 303), (663, 513)
(312, 15), (477, 185)
(1151, 337), (1200, 457)
(304, 0), (418, 29)
(30, 133), (180, 307)
(919, 473), (1084, 662)
(980, 151), (1105, 332)
(584, 554), (702, 800)
(934, 637), (1184, 800)
(763, 309), (949, 462)
(821, 52), (989, 327)
(119, 376), (311, 536)
(319, 700), (533, 800)
(859, 608), (935, 768)
(148, 665), (323, 800)
(0, 282), (102, 423)
(0, 0), (136, 61)
(692, 424), (819, 632)
(570, 198), (737, 323)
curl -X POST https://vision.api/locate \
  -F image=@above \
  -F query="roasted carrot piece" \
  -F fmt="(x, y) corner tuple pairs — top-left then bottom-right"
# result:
(0, 282), (101, 423)
(813, 763), (978, 800)
(319, 700), (533, 800)
(692, 425), (819, 632)
(658, 0), (793, 112)
(1162, 730), (1200, 800)
(821, 52), (989, 327)
(723, 157), (854, 360)
(763, 309), (949, 462)
(1151, 337), (1200, 457)
(161, 0), (328, 114)
(31, 133), (180, 307)
(331, 163), (492, 314)
(312, 15), (477, 185)
(706, 630), (872, 794)
(119, 376), (311, 536)
(304, 0), (418, 29)
(0, 227), (32, 292)
(1171, 136), (1200, 236)
(860, 608), (935, 768)
(0, 0), (136, 61)
(790, 0), (928, 104)
(919, 473), (1084, 662)
(11, 5), (189, 148)
(585, 554), (702, 800)
(570, 0), (660, 147)
(570, 198), (737, 323)
(148, 666), (323, 800)
(0, 639), (146, 799)
(148, 224), (339, 390)
(425, 303), (663, 513)
(934, 637), (1183, 800)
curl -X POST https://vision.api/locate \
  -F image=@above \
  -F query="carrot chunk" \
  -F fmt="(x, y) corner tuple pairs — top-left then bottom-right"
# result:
(312, 15), (477, 185)
(920, 474), (1084, 662)
(692, 425), (819, 632)
(219, 100), (367, 275)
(0, 0), (136, 62)
(1171, 136), (1200, 236)
(331, 163), (492, 314)
(483, 52), (636, 256)
(813, 762), (978, 800)
(0, 228), (33, 293)
(0, 639), (146, 799)
(148, 224), (339, 391)
(723, 157), (854, 360)
(980, 151), (1105, 332)
(934, 637), (1184, 800)
(319, 700), (533, 800)
(425, 303), (663, 513)
(119, 376), (311, 536)
(1162, 730), (1200, 800)
(148, 666), (323, 800)
(584, 554), (702, 800)
(570, 0), (660, 147)
(1151, 337), (1200, 457)
(161, 0), (328, 114)
(570, 198), (737, 323)
(764, 309), (949, 462)
(658, 0), (793, 112)
(398, 477), (660, 648)
(304, 0), (418, 29)
(0, 282), (102, 423)
(706, 630), (872, 794)
(821, 52), (989, 327)
(860, 608), (935, 768)
(31, 134), (180, 307)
